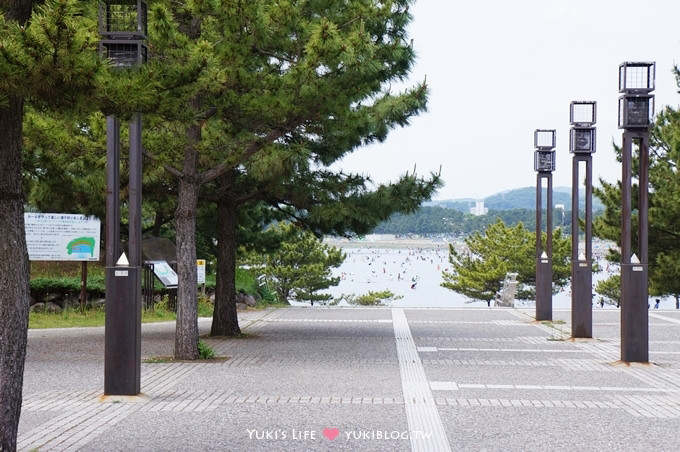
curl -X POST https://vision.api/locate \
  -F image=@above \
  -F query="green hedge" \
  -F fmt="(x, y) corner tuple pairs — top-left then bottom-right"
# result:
(30, 276), (106, 301)
(30, 269), (274, 303)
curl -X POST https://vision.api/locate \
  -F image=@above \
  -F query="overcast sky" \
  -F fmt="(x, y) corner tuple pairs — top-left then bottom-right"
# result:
(333, 0), (680, 200)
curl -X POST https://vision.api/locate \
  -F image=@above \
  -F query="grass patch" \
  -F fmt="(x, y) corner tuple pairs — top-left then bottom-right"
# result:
(144, 340), (230, 363)
(208, 332), (257, 340)
(29, 297), (215, 329)
(143, 355), (175, 363)
(29, 308), (108, 329)
(539, 319), (567, 341)
(143, 355), (231, 363)
(28, 304), (192, 329)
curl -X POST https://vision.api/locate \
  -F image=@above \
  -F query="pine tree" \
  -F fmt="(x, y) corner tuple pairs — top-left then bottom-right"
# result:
(0, 1), (101, 449)
(17, 2), (442, 358)
(135, 0), (440, 350)
(441, 220), (571, 302)
(594, 101), (680, 309)
(243, 223), (345, 303)
(210, 161), (440, 335)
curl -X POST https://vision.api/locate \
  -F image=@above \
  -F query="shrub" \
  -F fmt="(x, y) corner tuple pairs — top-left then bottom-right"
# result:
(197, 340), (215, 360)
(344, 290), (403, 306)
(30, 276), (106, 301)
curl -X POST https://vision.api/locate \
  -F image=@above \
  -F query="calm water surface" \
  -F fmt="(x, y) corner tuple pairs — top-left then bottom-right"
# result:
(292, 246), (582, 308)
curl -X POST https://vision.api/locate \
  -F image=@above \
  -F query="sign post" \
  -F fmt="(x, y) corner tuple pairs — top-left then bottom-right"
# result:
(197, 259), (206, 297)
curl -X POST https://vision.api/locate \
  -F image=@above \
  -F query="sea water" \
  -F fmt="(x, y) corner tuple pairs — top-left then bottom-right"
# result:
(290, 246), (581, 308)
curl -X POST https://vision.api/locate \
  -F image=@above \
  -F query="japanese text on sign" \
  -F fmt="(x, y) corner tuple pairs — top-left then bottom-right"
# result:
(24, 213), (101, 261)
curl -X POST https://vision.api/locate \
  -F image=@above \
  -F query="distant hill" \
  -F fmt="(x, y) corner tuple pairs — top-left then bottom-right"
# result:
(429, 186), (604, 212)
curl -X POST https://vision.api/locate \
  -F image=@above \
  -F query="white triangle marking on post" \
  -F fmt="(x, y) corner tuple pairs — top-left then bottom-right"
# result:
(116, 253), (129, 266)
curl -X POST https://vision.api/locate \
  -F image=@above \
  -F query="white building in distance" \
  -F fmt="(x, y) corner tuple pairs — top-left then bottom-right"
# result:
(470, 200), (488, 216)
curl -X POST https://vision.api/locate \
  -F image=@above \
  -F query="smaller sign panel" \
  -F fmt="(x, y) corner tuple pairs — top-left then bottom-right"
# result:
(148, 260), (178, 288)
(197, 259), (206, 284)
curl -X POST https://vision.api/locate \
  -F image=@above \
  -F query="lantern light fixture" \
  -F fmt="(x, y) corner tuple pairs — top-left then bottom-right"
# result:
(570, 101), (596, 126)
(534, 129), (556, 150)
(99, 0), (148, 68)
(570, 101), (597, 154)
(534, 150), (556, 172)
(534, 129), (556, 172)
(618, 62), (655, 130)
(619, 61), (655, 93)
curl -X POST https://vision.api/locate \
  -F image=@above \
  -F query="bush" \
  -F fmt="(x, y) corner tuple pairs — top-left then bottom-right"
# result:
(236, 267), (278, 304)
(29, 267), (269, 309)
(343, 290), (403, 306)
(197, 340), (215, 359)
(30, 276), (106, 302)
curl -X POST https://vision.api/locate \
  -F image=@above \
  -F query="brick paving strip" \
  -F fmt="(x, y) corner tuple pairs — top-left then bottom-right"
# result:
(392, 308), (452, 452)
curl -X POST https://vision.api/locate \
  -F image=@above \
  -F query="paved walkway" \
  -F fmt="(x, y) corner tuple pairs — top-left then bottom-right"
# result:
(18, 307), (680, 451)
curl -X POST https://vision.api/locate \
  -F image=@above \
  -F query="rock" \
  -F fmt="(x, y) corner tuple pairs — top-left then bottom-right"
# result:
(235, 302), (248, 311)
(45, 302), (62, 313)
(46, 292), (63, 303)
(235, 292), (257, 307)
(30, 303), (46, 312)
(63, 295), (80, 310)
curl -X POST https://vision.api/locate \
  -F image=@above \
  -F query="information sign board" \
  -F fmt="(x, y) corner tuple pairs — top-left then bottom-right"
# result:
(197, 259), (206, 284)
(148, 260), (178, 288)
(25, 213), (101, 261)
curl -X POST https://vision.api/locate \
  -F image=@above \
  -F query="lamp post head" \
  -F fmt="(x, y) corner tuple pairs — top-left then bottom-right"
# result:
(570, 101), (596, 126)
(534, 150), (556, 172)
(99, 0), (148, 68)
(534, 129), (556, 149)
(618, 95), (654, 129)
(99, 0), (148, 39)
(570, 128), (596, 154)
(99, 41), (148, 68)
(534, 129), (556, 172)
(618, 62), (655, 130)
(569, 102), (596, 153)
(619, 62), (655, 94)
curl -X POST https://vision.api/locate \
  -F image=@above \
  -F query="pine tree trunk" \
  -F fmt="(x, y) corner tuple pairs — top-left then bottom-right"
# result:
(0, 96), (31, 452)
(175, 177), (199, 359)
(174, 159), (200, 359)
(211, 173), (241, 336)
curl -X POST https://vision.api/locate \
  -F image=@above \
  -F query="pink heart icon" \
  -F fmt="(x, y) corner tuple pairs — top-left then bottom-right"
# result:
(323, 428), (340, 440)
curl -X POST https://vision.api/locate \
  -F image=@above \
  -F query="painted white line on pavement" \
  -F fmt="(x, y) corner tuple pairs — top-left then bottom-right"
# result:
(428, 381), (679, 393)
(649, 312), (680, 325)
(419, 346), (584, 353)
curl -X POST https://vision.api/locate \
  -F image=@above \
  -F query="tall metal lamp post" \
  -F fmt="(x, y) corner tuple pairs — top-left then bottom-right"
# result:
(534, 129), (556, 321)
(570, 101), (596, 338)
(99, 0), (148, 395)
(618, 62), (655, 363)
